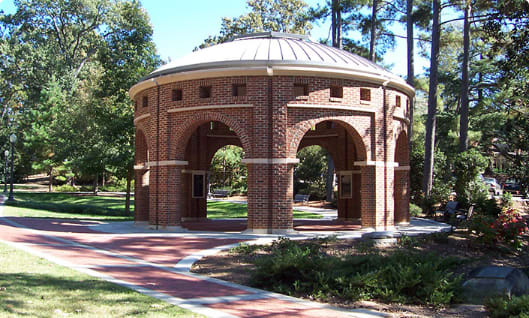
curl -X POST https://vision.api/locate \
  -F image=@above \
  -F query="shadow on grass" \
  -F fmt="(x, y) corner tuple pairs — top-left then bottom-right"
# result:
(6, 192), (133, 218)
(6, 200), (131, 217)
(0, 273), (173, 317)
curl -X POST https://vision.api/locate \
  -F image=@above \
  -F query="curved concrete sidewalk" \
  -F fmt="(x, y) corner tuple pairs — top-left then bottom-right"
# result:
(0, 197), (449, 317)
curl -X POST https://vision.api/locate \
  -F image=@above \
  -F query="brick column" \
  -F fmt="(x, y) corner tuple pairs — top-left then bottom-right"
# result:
(148, 164), (184, 229)
(394, 167), (410, 224)
(271, 163), (294, 231)
(360, 164), (392, 230)
(244, 159), (296, 234)
(134, 168), (149, 222)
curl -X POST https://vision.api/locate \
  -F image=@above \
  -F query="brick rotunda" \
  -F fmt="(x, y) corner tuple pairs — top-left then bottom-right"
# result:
(130, 32), (414, 234)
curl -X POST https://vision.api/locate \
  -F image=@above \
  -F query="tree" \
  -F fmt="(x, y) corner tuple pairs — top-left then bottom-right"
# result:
(96, 0), (160, 213)
(1, 0), (159, 214)
(458, 0), (471, 152)
(295, 146), (329, 199)
(483, 0), (529, 194)
(210, 146), (246, 191)
(423, 0), (441, 197)
(198, 0), (312, 48)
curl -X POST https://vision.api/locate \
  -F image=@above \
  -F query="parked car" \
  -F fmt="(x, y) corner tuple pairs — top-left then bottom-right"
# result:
(483, 177), (503, 196)
(504, 180), (521, 195)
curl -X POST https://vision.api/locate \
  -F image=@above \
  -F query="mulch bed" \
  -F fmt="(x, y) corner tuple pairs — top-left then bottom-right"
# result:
(191, 229), (529, 318)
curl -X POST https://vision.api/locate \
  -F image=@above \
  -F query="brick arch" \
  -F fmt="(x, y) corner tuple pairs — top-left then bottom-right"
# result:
(288, 117), (367, 161)
(171, 111), (252, 160)
(135, 128), (149, 164)
(394, 130), (409, 165)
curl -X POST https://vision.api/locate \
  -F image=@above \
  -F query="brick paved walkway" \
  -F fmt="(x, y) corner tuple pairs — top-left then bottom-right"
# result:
(0, 199), (392, 317)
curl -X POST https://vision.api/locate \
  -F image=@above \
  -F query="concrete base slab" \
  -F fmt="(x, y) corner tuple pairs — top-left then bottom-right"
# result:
(362, 231), (402, 247)
(242, 228), (298, 235)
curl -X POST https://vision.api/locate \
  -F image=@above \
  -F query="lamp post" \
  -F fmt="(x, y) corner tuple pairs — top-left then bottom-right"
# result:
(3, 150), (8, 193)
(7, 134), (16, 202)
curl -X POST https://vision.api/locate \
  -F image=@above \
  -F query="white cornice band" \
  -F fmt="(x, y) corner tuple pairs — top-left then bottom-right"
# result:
(287, 103), (376, 113)
(241, 158), (300, 164)
(147, 160), (189, 167)
(134, 164), (148, 170)
(167, 104), (253, 113)
(395, 165), (411, 171)
(129, 65), (415, 100)
(354, 161), (399, 167)
(133, 113), (151, 124)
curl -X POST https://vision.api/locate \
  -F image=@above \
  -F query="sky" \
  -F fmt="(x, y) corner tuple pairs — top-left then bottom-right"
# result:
(0, 0), (429, 77)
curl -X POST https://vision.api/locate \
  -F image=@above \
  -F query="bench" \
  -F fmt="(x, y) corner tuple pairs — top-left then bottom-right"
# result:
(437, 201), (474, 226)
(294, 194), (310, 203)
(212, 189), (230, 198)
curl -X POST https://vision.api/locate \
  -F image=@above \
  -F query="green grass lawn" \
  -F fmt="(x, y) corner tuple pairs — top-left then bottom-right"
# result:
(0, 242), (203, 317)
(207, 201), (322, 219)
(3, 192), (134, 221)
(2, 192), (322, 220)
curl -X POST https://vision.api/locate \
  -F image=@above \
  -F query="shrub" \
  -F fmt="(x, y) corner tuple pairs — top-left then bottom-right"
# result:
(468, 208), (528, 249)
(495, 209), (529, 249)
(468, 214), (498, 245)
(453, 149), (488, 205)
(501, 192), (513, 209)
(54, 184), (79, 192)
(229, 243), (262, 255)
(100, 178), (134, 192)
(475, 196), (502, 218)
(248, 238), (462, 306)
(487, 295), (529, 318)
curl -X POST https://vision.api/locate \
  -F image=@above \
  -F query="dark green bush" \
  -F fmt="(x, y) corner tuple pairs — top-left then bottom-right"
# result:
(409, 203), (422, 217)
(249, 238), (463, 306)
(475, 197), (501, 218)
(487, 295), (529, 318)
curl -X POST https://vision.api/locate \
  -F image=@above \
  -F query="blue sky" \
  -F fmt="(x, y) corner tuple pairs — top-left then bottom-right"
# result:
(0, 0), (429, 77)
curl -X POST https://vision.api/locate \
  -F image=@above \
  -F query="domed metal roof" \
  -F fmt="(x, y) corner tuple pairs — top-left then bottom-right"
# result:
(130, 32), (413, 98)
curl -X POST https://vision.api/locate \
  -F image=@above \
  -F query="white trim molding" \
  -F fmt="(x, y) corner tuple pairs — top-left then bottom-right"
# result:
(354, 161), (399, 167)
(241, 158), (300, 164)
(129, 65), (415, 100)
(395, 165), (411, 171)
(302, 134), (339, 139)
(287, 103), (376, 113)
(133, 164), (148, 170)
(133, 113), (151, 124)
(182, 169), (209, 174)
(147, 160), (189, 167)
(167, 104), (253, 113)
(393, 114), (410, 125)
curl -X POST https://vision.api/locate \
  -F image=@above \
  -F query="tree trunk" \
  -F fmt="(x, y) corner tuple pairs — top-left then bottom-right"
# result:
(336, 2), (342, 49)
(94, 172), (99, 194)
(459, 1), (471, 153)
(423, 0), (441, 197)
(369, 0), (378, 62)
(102, 172), (106, 187)
(332, 0), (336, 46)
(48, 166), (53, 192)
(406, 0), (415, 152)
(478, 54), (483, 103)
(125, 168), (132, 215)
(325, 155), (335, 202)
(331, 0), (342, 48)
(327, 0), (341, 202)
